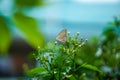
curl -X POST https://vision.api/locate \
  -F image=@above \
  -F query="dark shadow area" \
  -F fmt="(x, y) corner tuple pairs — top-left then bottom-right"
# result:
(0, 39), (35, 77)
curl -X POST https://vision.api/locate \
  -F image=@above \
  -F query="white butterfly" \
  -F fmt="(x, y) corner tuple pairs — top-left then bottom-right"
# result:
(56, 29), (67, 43)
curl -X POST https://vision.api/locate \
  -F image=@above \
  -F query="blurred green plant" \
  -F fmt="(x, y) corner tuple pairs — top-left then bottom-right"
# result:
(0, 17), (11, 54)
(0, 0), (45, 55)
(26, 32), (102, 80)
(12, 12), (45, 50)
(100, 16), (120, 80)
(15, 0), (44, 8)
(78, 16), (120, 80)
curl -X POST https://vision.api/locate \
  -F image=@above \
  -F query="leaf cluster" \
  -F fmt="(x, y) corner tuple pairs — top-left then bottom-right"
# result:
(26, 32), (102, 80)
(0, 0), (45, 55)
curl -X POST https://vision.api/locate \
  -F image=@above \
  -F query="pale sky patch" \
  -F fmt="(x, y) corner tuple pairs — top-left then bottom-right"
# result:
(75, 0), (119, 3)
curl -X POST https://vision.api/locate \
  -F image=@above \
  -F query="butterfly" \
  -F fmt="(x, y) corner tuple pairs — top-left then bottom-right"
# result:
(56, 29), (67, 43)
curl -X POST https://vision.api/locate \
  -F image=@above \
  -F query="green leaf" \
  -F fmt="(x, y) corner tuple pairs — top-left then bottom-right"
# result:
(0, 16), (11, 54)
(66, 75), (76, 80)
(12, 12), (45, 48)
(81, 63), (102, 73)
(15, 0), (45, 8)
(26, 67), (48, 77)
(103, 27), (117, 40)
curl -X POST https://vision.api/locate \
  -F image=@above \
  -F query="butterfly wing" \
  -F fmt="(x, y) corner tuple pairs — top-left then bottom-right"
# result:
(56, 29), (67, 43)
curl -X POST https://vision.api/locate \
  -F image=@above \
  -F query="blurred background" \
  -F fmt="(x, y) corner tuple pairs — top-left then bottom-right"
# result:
(0, 0), (120, 79)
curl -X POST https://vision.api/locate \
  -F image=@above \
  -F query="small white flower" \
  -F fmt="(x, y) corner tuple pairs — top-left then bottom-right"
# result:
(77, 32), (80, 35)
(85, 39), (88, 42)
(82, 73), (86, 76)
(68, 32), (71, 35)
(78, 45), (82, 47)
(62, 72), (66, 75)
(54, 71), (57, 74)
(54, 41), (57, 45)
(95, 48), (102, 57)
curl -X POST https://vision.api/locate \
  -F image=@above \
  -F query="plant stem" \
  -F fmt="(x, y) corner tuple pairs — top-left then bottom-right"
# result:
(58, 68), (61, 80)
(73, 53), (76, 71)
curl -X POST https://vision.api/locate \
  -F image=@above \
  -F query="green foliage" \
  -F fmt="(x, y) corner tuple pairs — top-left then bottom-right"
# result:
(108, 16), (120, 27)
(0, 16), (11, 54)
(0, 0), (45, 55)
(26, 67), (48, 77)
(81, 63), (102, 73)
(15, 0), (44, 8)
(26, 32), (101, 80)
(100, 16), (120, 79)
(12, 12), (45, 48)
(78, 16), (120, 80)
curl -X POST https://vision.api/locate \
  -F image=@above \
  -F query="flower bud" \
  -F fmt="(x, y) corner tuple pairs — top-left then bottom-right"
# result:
(78, 45), (82, 48)
(50, 52), (54, 57)
(85, 39), (88, 42)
